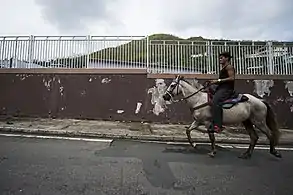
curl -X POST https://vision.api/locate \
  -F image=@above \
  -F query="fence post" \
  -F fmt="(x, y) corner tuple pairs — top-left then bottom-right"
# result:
(283, 43), (289, 75)
(28, 35), (35, 68)
(206, 41), (211, 74)
(0, 37), (6, 64)
(86, 35), (91, 68)
(208, 41), (213, 74)
(238, 42), (242, 74)
(146, 35), (149, 73)
(267, 41), (274, 74)
(177, 41), (180, 73)
(13, 37), (19, 68)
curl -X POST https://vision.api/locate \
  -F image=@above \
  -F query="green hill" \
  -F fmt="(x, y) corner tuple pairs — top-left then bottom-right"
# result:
(88, 33), (207, 65)
(85, 33), (270, 73)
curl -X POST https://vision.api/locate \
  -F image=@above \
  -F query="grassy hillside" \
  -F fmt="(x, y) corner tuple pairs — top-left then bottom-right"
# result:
(86, 33), (223, 72)
(86, 33), (273, 73)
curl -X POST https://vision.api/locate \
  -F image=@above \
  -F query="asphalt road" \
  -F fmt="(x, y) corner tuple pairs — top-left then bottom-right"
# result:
(0, 135), (293, 195)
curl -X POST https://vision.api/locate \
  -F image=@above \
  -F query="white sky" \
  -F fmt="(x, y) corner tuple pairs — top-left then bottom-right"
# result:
(0, 0), (292, 41)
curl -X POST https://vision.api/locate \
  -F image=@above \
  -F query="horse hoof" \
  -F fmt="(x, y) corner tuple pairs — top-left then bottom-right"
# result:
(271, 151), (282, 158)
(208, 152), (216, 158)
(191, 142), (197, 148)
(238, 153), (251, 159)
(188, 142), (197, 148)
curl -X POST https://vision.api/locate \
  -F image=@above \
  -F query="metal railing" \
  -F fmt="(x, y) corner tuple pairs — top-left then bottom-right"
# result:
(0, 36), (148, 69)
(1, 35), (293, 75)
(148, 40), (293, 75)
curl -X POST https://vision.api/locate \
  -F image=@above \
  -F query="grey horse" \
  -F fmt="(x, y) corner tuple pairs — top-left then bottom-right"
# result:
(162, 75), (282, 159)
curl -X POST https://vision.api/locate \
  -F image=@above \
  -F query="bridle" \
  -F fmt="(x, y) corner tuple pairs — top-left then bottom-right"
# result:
(166, 77), (209, 103)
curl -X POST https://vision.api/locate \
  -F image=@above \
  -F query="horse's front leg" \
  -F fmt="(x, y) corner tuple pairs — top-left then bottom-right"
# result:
(186, 120), (199, 148)
(204, 122), (217, 157)
(207, 132), (216, 157)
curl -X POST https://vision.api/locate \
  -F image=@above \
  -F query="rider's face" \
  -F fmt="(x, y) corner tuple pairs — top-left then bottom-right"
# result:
(219, 55), (227, 65)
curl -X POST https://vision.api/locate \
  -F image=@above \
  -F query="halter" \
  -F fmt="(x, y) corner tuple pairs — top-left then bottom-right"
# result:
(166, 77), (209, 103)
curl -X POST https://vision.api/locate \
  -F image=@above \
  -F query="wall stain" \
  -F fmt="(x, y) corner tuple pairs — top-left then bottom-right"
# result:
(253, 80), (274, 98)
(147, 79), (171, 116)
(285, 81), (293, 96)
(101, 78), (111, 84)
(135, 102), (142, 114)
(43, 78), (53, 91)
(284, 81), (293, 112)
(117, 110), (124, 114)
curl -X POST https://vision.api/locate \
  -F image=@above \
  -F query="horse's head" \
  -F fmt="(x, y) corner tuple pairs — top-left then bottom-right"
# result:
(162, 75), (184, 101)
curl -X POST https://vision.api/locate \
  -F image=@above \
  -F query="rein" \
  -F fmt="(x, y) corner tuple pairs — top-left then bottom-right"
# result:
(170, 86), (207, 103)
(167, 78), (211, 111)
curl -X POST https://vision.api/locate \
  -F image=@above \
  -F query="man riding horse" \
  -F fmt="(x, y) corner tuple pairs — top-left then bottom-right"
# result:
(209, 51), (235, 133)
(162, 52), (282, 159)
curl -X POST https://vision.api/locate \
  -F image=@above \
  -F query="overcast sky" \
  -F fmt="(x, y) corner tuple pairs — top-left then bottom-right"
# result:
(0, 0), (292, 41)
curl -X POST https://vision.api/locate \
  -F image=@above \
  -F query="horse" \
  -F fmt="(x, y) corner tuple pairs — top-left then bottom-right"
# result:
(162, 75), (282, 159)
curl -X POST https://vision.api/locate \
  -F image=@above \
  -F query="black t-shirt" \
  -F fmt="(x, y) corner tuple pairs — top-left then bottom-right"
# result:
(218, 65), (235, 90)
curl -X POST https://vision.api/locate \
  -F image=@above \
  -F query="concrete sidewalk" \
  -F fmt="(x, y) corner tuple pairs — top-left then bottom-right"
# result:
(1, 117), (293, 145)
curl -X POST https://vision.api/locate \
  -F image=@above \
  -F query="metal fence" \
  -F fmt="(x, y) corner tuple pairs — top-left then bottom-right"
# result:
(1, 35), (293, 75)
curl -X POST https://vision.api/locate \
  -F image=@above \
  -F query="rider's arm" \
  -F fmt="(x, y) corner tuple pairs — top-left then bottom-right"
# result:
(218, 65), (235, 83)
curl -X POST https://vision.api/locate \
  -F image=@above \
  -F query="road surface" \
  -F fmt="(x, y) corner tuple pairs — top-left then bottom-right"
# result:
(0, 133), (293, 195)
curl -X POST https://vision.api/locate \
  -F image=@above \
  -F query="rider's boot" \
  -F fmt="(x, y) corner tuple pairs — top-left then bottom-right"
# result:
(213, 125), (223, 133)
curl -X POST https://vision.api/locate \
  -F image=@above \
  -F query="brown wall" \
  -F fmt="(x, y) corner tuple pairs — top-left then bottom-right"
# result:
(0, 69), (292, 129)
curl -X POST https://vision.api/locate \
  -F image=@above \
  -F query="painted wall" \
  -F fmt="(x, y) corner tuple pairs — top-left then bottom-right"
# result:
(0, 72), (292, 129)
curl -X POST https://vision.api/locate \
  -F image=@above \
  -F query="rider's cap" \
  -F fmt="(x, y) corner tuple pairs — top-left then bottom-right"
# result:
(219, 51), (232, 59)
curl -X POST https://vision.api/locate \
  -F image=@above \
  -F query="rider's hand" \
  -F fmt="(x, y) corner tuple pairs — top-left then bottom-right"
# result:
(209, 80), (218, 84)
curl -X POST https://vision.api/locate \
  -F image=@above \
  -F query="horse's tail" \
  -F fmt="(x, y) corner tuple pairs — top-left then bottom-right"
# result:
(263, 101), (280, 145)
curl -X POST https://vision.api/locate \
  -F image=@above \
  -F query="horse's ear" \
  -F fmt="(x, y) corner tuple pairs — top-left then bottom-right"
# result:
(179, 75), (184, 80)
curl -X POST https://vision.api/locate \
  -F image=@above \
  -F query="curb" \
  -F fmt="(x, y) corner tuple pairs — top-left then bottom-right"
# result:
(1, 127), (293, 146)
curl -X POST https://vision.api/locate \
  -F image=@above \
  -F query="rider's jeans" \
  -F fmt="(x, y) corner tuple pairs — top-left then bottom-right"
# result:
(211, 88), (233, 128)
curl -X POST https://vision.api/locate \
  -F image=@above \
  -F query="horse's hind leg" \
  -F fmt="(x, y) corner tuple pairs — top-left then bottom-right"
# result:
(254, 122), (282, 158)
(239, 120), (259, 159)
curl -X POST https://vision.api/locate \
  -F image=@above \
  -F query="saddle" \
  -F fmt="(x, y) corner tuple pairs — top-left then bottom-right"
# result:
(206, 85), (249, 109)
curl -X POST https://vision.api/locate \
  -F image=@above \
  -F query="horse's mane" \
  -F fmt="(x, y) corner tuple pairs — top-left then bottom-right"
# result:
(181, 78), (204, 90)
